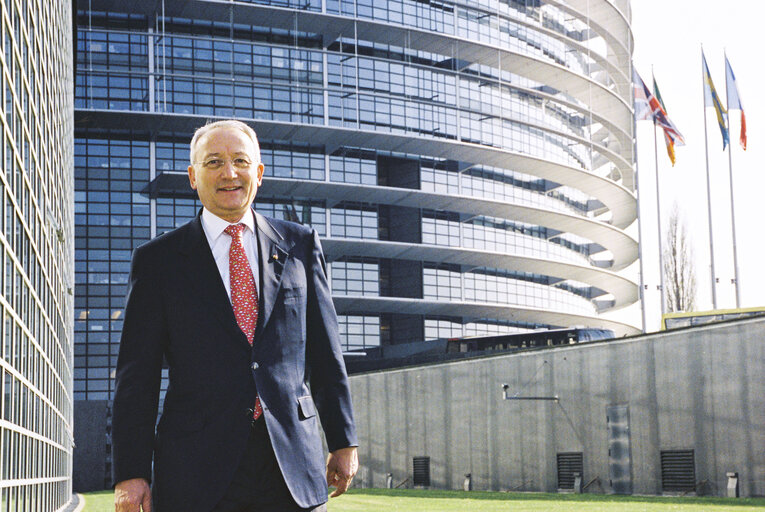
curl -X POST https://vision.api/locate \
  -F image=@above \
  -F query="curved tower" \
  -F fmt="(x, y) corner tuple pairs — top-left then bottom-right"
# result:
(74, 0), (638, 392)
(0, 1), (75, 509)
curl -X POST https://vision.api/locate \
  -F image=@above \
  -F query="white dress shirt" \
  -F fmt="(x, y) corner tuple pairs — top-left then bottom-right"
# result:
(200, 207), (260, 302)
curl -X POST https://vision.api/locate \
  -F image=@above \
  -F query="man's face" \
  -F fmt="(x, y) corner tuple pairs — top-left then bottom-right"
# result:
(187, 127), (265, 223)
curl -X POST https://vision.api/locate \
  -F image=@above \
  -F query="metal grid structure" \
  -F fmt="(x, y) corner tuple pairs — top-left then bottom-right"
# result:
(0, 0), (75, 509)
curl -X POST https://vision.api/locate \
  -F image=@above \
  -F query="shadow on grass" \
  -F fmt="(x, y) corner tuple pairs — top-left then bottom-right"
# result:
(345, 489), (765, 507)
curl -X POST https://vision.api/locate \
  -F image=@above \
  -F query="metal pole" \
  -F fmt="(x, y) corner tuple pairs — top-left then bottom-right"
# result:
(653, 118), (667, 316)
(504, 397), (560, 401)
(724, 51), (742, 308)
(701, 49), (718, 310)
(632, 63), (648, 332)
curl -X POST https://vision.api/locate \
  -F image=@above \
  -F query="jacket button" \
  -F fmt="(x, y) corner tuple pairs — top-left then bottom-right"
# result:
(251, 362), (259, 370)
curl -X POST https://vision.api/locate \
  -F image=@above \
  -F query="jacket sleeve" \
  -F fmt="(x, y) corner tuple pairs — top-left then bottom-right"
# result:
(305, 229), (358, 453)
(111, 245), (167, 486)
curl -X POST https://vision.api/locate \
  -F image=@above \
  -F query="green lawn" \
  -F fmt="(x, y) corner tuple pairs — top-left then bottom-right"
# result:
(83, 488), (765, 511)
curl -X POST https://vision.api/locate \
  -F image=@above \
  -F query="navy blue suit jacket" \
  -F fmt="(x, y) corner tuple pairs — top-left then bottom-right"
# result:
(111, 210), (357, 511)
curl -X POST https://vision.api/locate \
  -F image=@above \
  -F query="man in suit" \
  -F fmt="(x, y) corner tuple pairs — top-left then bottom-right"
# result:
(112, 120), (358, 512)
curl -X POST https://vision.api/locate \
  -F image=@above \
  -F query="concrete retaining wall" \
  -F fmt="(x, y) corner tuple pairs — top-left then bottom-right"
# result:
(349, 317), (765, 496)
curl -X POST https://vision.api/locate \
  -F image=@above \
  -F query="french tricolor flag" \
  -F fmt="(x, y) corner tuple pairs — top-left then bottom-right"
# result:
(725, 55), (747, 150)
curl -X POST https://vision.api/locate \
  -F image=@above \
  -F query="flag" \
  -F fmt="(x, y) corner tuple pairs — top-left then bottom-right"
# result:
(633, 68), (686, 164)
(725, 55), (747, 150)
(702, 51), (729, 150)
(653, 77), (679, 166)
(633, 68), (653, 121)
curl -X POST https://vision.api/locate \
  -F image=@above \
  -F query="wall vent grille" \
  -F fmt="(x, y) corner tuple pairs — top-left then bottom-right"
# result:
(413, 456), (431, 487)
(557, 452), (583, 489)
(660, 450), (696, 492)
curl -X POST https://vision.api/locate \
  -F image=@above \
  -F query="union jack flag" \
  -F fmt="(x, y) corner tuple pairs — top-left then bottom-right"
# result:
(633, 68), (686, 149)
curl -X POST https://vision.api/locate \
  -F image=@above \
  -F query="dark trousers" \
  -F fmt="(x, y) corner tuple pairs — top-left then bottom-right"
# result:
(211, 418), (327, 512)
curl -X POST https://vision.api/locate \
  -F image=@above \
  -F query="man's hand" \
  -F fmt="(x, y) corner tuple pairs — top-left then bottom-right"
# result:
(114, 478), (152, 512)
(325, 446), (358, 498)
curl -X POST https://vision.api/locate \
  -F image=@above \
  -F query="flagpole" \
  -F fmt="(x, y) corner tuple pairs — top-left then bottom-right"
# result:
(701, 48), (719, 310)
(632, 65), (648, 332)
(652, 99), (668, 316)
(724, 51), (742, 308)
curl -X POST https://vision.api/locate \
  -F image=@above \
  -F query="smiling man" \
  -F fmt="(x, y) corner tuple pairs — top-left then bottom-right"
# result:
(111, 120), (358, 512)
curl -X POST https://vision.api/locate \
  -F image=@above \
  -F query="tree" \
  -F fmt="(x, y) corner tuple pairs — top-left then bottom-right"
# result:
(663, 202), (697, 312)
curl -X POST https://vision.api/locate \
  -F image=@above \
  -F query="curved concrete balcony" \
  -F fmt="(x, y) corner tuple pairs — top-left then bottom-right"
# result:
(477, 112), (632, 180)
(88, 0), (634, 178)
(74, 109), (637, 229)
(322, 238), (637, 310)
(447, 0), (631, 101)
(479, 81), (632, 164)
(142, 172), (636, 271)
(548, 0), (633, 70)
(442, 90), (631, 174)
(332, 295), (640, 337)
(262, 178), (637, 270)
(77, 65), (630, 183)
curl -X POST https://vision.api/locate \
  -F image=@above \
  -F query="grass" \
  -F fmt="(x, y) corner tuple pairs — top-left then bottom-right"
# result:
(82, 488), (765, 511)
(80, 490), (115, 510)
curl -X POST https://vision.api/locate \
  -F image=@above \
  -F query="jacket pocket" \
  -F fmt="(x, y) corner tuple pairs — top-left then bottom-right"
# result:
(298, 395), (316, 420)
(282, 286), (305, 304)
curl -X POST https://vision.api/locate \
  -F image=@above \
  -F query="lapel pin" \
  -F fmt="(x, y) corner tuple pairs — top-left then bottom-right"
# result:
(272, 253), (279, 261)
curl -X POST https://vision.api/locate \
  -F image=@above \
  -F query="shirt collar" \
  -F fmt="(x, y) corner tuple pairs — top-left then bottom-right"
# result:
(201, 207), (256, 242)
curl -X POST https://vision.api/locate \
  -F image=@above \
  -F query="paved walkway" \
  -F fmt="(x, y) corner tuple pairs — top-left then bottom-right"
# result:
(60, 494), (84, 512)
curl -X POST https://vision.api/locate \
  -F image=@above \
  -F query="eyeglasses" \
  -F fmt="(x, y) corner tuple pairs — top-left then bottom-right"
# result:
(194, 157), (254, 171)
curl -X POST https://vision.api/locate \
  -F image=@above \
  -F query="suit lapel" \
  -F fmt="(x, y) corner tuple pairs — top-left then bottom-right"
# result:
(254, 212), (291, 338)
(179, 212), (249, 347)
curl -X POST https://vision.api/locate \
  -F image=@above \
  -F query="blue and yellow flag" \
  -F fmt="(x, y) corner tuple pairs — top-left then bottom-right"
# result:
(702, 51), (729, 150)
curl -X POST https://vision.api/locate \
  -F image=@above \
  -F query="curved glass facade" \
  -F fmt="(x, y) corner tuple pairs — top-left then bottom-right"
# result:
(74, 0), (638, 401)
(0, 1), (75, 509)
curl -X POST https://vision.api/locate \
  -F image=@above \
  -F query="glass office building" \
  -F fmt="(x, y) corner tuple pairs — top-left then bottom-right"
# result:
(0, 0), (75, 510)
(74, 0), (638, 404)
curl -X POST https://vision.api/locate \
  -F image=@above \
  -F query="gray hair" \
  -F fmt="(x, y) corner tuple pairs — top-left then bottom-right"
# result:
(189, 120), (261, 164)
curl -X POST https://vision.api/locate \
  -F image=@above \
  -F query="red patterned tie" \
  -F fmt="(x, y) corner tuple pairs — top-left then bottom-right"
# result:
(224, 223), (262, 420)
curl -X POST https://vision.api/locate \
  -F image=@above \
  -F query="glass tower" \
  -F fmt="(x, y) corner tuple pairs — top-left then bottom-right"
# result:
(74, 0), (638, 402)
(0, 0), (75, 510)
